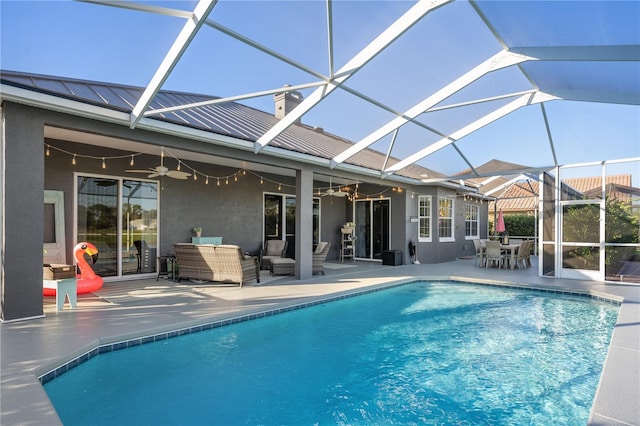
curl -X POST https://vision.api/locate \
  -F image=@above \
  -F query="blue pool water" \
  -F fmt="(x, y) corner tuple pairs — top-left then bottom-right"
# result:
(44, 281), (618, 425)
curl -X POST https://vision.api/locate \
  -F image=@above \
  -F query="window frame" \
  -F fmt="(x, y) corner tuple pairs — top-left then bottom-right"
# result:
(465, 203), (479, 240)
(438, 197), (455, 242)
(417, 195), (432, 242)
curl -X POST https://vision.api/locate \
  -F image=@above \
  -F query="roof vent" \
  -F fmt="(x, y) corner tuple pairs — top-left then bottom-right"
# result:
(274, 84), (303, 123)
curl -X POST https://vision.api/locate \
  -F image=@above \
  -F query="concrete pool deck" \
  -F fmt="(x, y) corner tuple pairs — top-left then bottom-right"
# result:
(2, 257), (639, 425)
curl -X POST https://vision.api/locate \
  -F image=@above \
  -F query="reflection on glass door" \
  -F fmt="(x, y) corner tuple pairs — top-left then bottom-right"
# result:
(560, 202), (603, 280)
(354, 199), (390, 260)
(77, 175), (158, 278)
(122, 180), (158, 275)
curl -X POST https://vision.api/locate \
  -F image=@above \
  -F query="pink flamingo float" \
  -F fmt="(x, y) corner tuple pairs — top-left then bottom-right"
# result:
(43, 242), (104, 296)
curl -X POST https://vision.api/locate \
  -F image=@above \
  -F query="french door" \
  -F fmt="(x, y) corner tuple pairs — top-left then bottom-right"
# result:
(354, 199), (390, 260)
(264, 193), (320, 258)
(76, 174), (159, 278)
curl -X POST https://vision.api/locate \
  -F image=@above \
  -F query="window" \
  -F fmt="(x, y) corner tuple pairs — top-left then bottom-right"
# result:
(438, 197), (454, 241)
(418, 195), (431, 242)
(465, 204), (479, 239)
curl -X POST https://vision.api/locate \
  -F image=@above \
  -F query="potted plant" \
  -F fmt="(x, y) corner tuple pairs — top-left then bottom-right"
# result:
(193, 226), (202, 238)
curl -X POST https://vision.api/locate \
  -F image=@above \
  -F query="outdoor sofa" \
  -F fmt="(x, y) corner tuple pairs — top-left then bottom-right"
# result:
(173, 243), (260, 287)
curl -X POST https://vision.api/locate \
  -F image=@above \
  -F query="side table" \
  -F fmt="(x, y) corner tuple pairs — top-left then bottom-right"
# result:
(43, 278), (77, 311)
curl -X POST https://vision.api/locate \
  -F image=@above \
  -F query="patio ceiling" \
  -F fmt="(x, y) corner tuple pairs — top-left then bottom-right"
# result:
(2, 0), (639, 183)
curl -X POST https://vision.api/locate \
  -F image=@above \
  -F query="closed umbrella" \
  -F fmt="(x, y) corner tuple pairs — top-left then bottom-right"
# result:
(496, 209), (506, 233)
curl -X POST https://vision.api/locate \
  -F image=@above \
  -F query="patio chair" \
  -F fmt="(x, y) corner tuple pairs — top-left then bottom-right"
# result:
(134, 240), (156, 273)
(473, 239), (485, 267)
(312, 242), (331, 275)
(260, 239), (288, 270)
(515, 240), (530, 269)
(485, 240), (505, 269)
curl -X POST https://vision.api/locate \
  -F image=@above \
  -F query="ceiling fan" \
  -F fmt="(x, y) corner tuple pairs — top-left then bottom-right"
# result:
(321, 177), (349, 197)
(126, 147), (191, 179)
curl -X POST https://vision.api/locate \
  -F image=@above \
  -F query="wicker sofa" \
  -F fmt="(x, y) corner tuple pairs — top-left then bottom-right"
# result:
(173, 243), (260, 287)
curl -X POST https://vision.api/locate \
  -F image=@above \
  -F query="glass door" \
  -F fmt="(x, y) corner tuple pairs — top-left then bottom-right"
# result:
(77, 175), (158, 278)
(264, 193), (320, 258)
(354, 199), (390, 260)
(560, 201), (604, 280)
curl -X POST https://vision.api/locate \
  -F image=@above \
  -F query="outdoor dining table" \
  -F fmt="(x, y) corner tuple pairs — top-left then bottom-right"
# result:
(501, 243), (520, 270)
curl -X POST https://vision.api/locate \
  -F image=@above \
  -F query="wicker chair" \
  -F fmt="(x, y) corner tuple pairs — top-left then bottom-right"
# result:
(312, 242), (331, 275)
(260, 239), (288, 270)
(174, 243), (259, 287)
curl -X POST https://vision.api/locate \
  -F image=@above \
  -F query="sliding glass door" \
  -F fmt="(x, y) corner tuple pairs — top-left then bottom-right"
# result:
(76, 174), (158, 278)
(354, 199), (390, 260)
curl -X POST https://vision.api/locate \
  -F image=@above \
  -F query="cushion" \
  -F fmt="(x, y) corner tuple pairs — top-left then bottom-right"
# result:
(315, 242), (327, 254)
(265, 240), (286, 256)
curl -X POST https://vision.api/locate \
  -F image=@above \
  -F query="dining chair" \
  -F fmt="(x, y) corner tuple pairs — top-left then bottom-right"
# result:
(485, 240), (505, 269)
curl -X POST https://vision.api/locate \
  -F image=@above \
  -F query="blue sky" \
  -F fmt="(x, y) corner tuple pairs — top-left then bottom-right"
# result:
(1, 0), (639, 184)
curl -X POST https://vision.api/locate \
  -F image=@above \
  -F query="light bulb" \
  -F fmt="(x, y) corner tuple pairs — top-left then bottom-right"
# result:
(217, 178), (220, 186)
(234, 175), (238, 182)
(102, 158), (106, 169)
(72, 155), (76, 165)
(193, 173), (197, 181)
(278, 183), (282, 190)
(46, 146), (50, 156)
(177, 161), (181, 171)
(130, 155), (134, 166)
(260, 177), (264, 184)
(226, 177), (229, 185)
(205, 176), (209, 185)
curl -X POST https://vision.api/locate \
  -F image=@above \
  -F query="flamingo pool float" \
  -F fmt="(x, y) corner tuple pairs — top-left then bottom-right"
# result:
(43, 242), (104, 296)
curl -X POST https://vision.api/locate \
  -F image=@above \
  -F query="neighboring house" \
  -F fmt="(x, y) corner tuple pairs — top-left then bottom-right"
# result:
(1, 71), (491, 321)
(490, 174), (635, 217)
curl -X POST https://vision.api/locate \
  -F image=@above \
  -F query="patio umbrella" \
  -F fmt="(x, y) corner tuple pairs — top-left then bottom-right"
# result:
(496, 209), (506, 233)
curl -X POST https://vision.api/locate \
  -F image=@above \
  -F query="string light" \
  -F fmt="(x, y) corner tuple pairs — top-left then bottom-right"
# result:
(72, 155), (77, 165)
(226, 177), (229, 185)
(193, 172), (197, 181)
(260, 177), (264, 184)
(278, 183), (282, 191)
(130, 155), (135, 166)
(205, 176), (209, 185)
(217, 178), (220, 186)
(177, 161), (181, 171)
(102, 158), (106, 169)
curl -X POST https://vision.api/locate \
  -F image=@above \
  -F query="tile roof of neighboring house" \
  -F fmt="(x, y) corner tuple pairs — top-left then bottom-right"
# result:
(490, 174), (634, 213)
(0, 70), (446, 182)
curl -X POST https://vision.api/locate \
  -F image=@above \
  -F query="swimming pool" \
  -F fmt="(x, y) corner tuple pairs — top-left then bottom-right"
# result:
(44, 281), (618, 425)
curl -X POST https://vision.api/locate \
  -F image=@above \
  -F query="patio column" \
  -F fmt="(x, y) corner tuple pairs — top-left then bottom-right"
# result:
(295, 168), (313, 279)
(1, 103), (45, 321)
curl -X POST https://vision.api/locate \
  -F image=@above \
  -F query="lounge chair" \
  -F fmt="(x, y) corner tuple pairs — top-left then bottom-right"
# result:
(260, 239), (288, 270)
(312, 242), (331, 275)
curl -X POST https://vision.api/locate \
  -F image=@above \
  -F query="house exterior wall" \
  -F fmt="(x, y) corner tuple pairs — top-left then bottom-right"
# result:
(1, 100), (489, 321)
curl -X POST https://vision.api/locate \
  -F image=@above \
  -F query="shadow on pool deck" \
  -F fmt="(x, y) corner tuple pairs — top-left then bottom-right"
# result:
(2, 257), (639, 425)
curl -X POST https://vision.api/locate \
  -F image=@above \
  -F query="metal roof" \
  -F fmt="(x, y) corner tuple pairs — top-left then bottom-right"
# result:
(0, 70), (446, 182)
(1, 0), (638, 182)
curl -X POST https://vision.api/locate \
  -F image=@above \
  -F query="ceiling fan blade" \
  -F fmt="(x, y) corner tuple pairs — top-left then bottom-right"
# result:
(147, 173), (161, 178)
(166, 170), (191, 179)
(126, 169), (154, 173)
